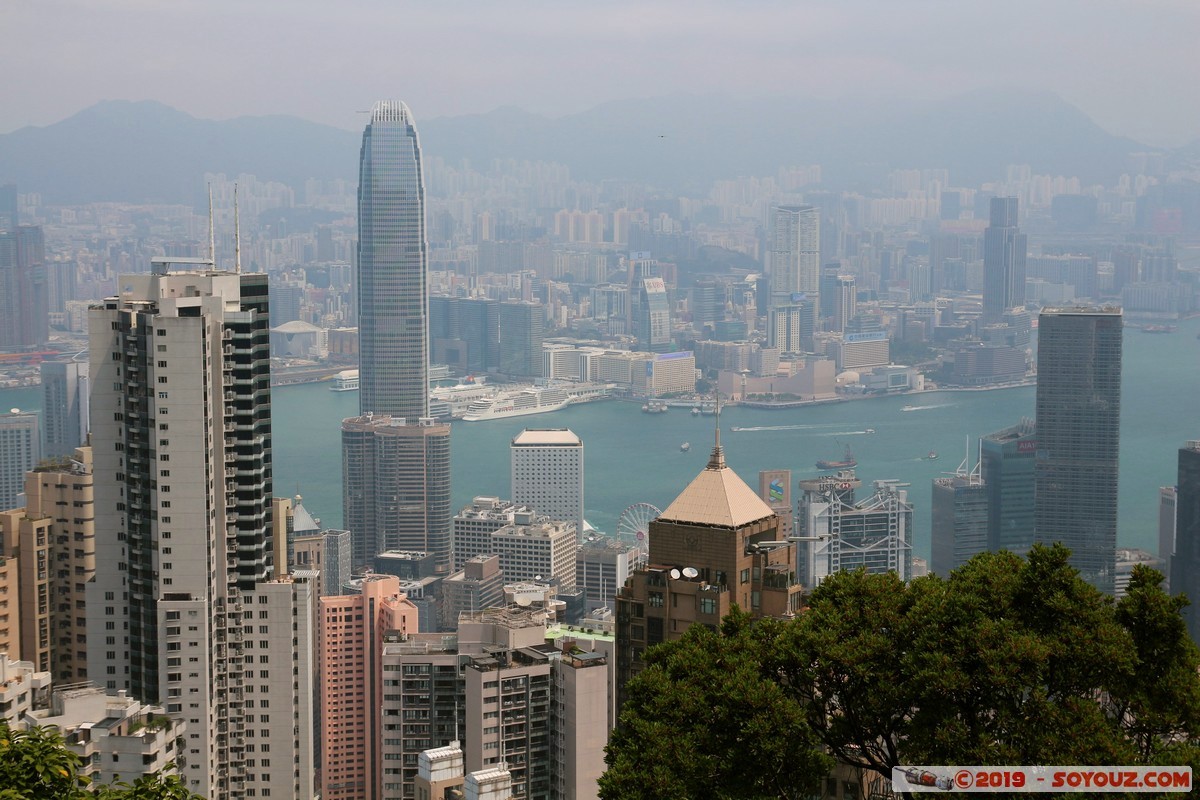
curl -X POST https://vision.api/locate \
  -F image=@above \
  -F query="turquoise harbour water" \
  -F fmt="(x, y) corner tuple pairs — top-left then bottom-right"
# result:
(6, 317), (1199, 561)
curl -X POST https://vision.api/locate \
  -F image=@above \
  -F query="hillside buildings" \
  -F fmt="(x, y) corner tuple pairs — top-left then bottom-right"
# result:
(84, 263), (314, 799)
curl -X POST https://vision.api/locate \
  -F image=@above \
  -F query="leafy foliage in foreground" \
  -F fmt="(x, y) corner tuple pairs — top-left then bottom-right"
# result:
(601, 544), (1200, 799)
(0, 720), (203, 799)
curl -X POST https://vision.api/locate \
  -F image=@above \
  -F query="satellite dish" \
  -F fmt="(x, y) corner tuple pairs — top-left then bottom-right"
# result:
(515, 596), (533, 607)
(669, 568), (681, 580)
(682, 567), (699, 579)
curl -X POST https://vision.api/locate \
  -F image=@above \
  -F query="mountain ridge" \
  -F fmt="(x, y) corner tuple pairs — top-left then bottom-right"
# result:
(0, 92), (1168, 205)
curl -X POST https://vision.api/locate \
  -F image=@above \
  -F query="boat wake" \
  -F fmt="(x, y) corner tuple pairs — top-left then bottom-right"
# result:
(815, 430), (876, 437)
(729, 423), (841, 433)
(900, 403), (954, 412)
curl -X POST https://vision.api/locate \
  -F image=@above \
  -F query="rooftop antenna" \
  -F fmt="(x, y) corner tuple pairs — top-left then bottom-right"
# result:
(233, 182), (242, 273)
(207, 183), (216, 267)
(707, 390), (725, 470)
(956, 435), (970, 477)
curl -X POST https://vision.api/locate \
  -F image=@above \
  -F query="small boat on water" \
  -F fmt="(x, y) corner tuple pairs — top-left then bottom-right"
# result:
(927, 451), (938, 460)
(865, 428), (876, 434)
(901, 404), (918, 412)
(691, 407), (701, 416)
(680, 442), (690, 452)
(642, 400), (669, 414)
(816, 445), (857, 470)
(730, 427), (742, 432)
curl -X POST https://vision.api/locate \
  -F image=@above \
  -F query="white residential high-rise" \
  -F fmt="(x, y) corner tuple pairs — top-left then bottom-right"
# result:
(85, 260), (314, 800)
(511, 429), (584, 539)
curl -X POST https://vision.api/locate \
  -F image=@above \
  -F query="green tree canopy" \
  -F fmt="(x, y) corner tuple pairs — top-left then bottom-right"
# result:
(600, 609), (832, 800)
(0, 719), (204, 800)
(602, 544), (1200, 798)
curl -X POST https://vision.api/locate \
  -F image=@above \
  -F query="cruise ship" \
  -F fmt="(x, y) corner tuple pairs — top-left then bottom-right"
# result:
(329, 369), (359, 392)
(461, 385), (574, 422)
(458, 383), (571, 422)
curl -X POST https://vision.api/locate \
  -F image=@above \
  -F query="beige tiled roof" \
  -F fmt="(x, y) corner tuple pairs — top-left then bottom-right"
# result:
(657, 447), (776, 528)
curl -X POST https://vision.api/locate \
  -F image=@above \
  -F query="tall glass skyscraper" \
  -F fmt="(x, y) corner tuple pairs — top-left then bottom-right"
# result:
(982, 197), (1027, 322)
(345, 101), (453, 574)
(767, 205), (820, 303)
(357, 100), (429, 420)
(1171, 442), (1200, 642)
(1034, 307), (1122, 594)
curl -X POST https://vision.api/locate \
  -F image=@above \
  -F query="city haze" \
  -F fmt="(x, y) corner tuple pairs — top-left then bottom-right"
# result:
(3, 0), (1198, 147)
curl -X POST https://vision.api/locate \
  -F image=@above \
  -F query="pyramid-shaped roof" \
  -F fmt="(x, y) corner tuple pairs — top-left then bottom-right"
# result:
(657, 445), (776, 529)
(292, 499), (321, 534)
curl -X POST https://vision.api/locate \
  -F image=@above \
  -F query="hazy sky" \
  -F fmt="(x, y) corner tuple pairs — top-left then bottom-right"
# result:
(3, 0), (1197, 147)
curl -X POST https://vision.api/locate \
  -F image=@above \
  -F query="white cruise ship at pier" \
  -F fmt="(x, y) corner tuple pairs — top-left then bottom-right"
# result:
(460, 383), (612, 422)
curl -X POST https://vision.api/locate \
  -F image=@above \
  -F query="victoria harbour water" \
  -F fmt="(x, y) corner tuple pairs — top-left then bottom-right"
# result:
(5, 316), (1199, 561)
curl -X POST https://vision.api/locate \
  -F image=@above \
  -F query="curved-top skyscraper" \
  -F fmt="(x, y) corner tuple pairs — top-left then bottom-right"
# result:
(357, 100), (428, 419)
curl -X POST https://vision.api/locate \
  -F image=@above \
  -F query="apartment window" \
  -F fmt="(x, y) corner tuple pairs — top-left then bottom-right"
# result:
(158, 361), (167, 368)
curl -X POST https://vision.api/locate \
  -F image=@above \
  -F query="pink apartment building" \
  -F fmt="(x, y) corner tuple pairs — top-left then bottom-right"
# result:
(319, 574), (419, 800)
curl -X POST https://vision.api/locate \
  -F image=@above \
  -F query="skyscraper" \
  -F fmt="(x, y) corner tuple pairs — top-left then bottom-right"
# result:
(0, 226), (48, 348)
(357, 100), (429, 420)
(86, 262), (314, 799)
(0, 409), (39, 512)
(982, 197), (1027, 322)
(511, 428), (584, 539)
(1034, 307), (1122, 594)
(40, 360), (90, 458)
(498, 300), (545, 377)
(930, 474), (988, 575)
(980, 420), (1037, 556)
(1172, 442), (1200, 642)
(345, 100), (454, 575)
(343, 414), (452, 573)
(767, 205), (820, 307)
(631, 277), (672, 353)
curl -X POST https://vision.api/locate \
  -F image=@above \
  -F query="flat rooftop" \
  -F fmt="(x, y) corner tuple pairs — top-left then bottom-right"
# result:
(512, 429), (582, 446)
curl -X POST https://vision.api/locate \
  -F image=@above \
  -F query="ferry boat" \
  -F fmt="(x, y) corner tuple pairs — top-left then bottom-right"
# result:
(329, 370), (359, 392)
(816, 445), (857, 471)
(642, 400), (669, 414)
(680, 442), (690, 452)
(461, 385), (573, 422)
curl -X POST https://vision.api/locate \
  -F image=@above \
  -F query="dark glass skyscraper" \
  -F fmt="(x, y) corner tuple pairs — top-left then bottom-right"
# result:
(982, 197), (1027, 323)
(1034, 307), (1122, 594)
(357, 100), (428, 419)
(980, 419), (1037, 556)
(1171, 442), (1200, 642)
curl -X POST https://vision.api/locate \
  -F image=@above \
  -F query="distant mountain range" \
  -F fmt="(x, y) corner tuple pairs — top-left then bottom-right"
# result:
(0, 91), (1187, 206)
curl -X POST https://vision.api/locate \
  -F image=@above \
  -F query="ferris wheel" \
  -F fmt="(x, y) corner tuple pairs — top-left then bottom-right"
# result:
(617, 502), (661, 565)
